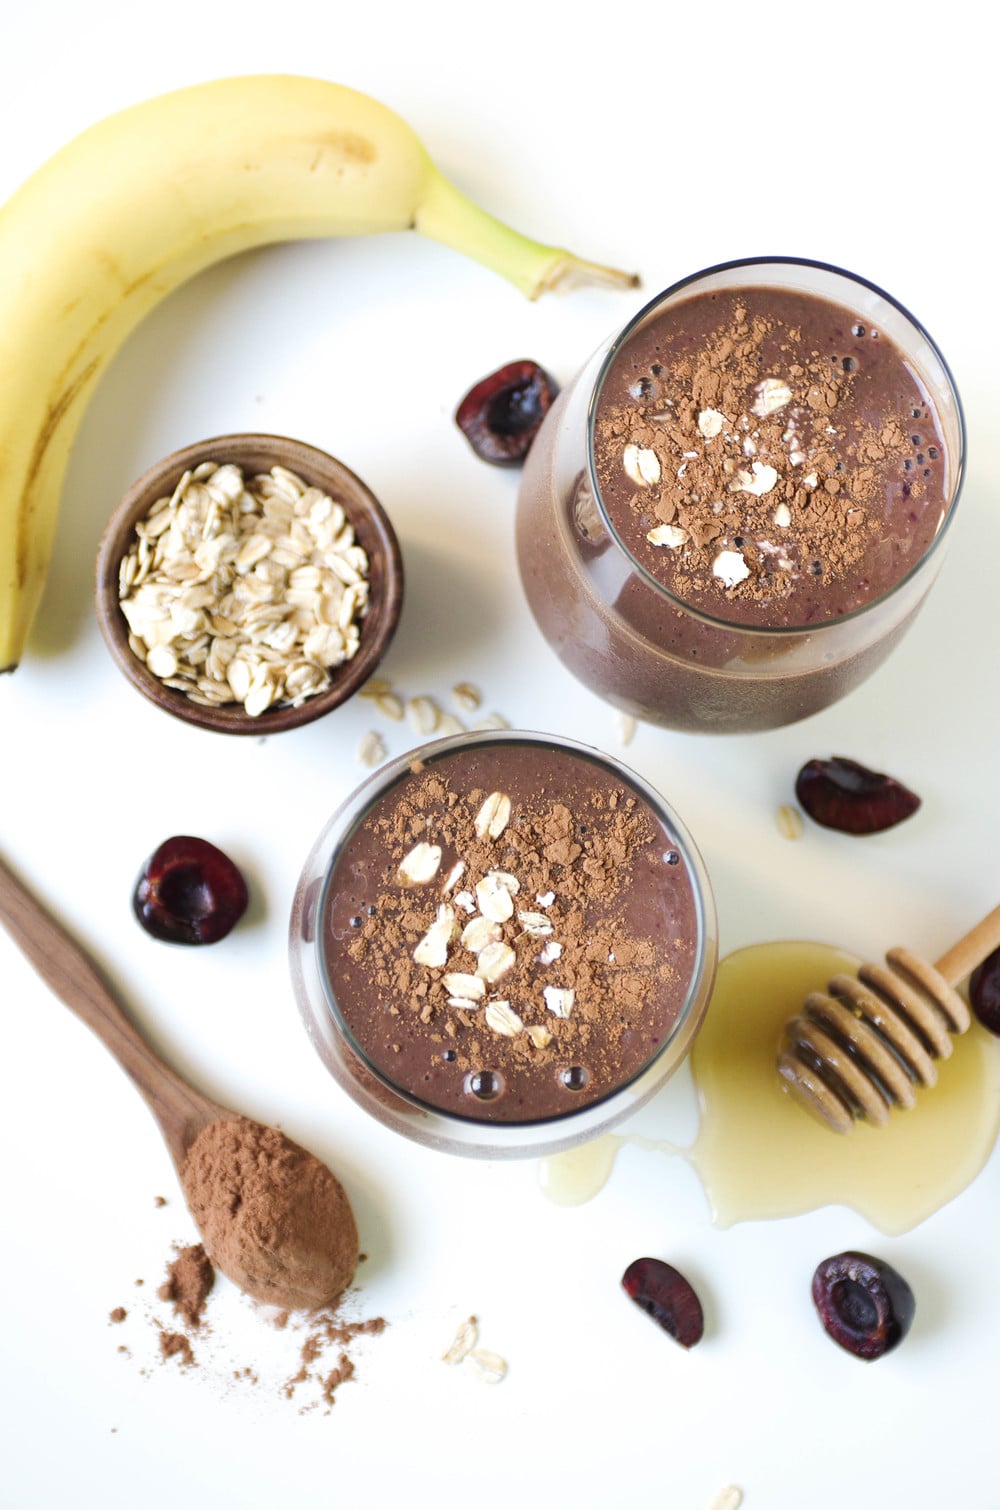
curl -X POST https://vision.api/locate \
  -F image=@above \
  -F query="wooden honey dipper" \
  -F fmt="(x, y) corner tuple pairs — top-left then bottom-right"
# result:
(778, 904), (1000, 1133)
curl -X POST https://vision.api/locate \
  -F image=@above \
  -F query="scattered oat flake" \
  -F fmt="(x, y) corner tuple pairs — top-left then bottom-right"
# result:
(464, 1348), (507, 1384)
(538, 940), (562, 966)
(476, 871), (518, 922)
(413, 905), (456, 967)
(442, 1316), (479, 1364)
(517, 910), (554, 937)
(442, 972), (485, 1003)
(407, 695), (440, 736)
(476, 940), (517, 985)
(452, 682), (482, 713)
(475, 791), (512, 840)
(753, 376), (793, 416)
(543, 985), (575, 1019)
(646, 524), (688, 549)
(616, 711), (638, 746)
(437, 712), (465, 736)
(441, 860), (466, 893)
(471, 712), (510, 731)
(397, 841), (443, 885)
(773, 502), (792, 528)
(623, 443), (661, 486)
(697, 408), (726, 438)
(776, 803), (804, 840)
(484, 1000), (524, 1037)
(373, 691), (405, 720)
(713, 550), (750, 588)
(708, 1488), (743, 1510)
(358, 676), (392, 699)
(525, 1023), (553, 1049)
(357, 731), (386, 768)
(731, 461), (779, 496)
(461, 916), (502, 953)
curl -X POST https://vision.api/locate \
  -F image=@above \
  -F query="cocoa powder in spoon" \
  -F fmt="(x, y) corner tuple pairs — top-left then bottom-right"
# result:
(180, 1117), (359, 1312)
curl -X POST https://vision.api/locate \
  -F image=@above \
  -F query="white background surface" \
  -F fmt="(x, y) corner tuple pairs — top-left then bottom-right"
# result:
(1, 6), (998, 1508)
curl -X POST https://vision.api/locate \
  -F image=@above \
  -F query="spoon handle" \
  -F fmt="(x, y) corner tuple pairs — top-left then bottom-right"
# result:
(935, 902), (1000, 985)
(0, 851), (225, 1165)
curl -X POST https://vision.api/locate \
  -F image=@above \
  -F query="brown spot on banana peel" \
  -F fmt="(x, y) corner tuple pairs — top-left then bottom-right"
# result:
(18, 260), (157, 537)
(313, 131), (377, 166)
(22, 359), (100, 500)
(15, 357), (100, 597)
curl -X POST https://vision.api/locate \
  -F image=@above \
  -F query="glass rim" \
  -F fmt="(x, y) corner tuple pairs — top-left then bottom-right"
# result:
(311, 726), (716, 1134)
(584, 254), (967, 638)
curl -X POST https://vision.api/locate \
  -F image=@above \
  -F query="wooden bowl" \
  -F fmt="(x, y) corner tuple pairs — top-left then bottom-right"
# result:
(95, 434), (404, 734)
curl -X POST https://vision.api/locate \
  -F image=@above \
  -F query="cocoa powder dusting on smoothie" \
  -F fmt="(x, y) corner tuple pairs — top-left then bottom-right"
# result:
(325, 742), (699, 1121)
(593, 288), (947, 626)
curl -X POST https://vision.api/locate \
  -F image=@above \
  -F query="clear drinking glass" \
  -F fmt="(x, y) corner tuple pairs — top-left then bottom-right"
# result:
(515, 257), (965, 734)
(289, 729), (717, 1158)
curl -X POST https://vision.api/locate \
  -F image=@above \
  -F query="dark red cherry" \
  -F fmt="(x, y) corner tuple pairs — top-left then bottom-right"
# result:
(621, 1257), (704, 1348)
(455, 360), (558, 464)
(795, 757), (920, 834)
(970, 945), (1000, 1035)
(811, 1251), (915, 1359)
(133, 835), (248, 945)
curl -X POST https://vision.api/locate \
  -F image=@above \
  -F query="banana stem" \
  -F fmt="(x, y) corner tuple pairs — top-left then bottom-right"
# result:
(414, 169), (639, 301)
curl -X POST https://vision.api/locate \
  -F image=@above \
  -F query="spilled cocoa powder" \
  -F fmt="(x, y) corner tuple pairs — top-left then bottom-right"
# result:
(158, 1243), (214, 1328)
(159, 1331), (196, 1367)
(283, 1312), (387, 1409)
(104, 1099), (380, 1401)
(109, 1120), (381, 1408)
(113, 1222), (385, 1410)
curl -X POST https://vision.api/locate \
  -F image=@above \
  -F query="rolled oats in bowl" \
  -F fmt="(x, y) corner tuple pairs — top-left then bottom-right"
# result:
(96, 434), (404, 734)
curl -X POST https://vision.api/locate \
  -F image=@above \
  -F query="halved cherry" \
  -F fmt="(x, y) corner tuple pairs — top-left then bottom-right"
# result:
(811, 1250), (915, 1360)
(455, 359), (558, 464)
(621, 1257), (704, 1348)
(795, 757), (920, 835)
(133, 835), (249, 945)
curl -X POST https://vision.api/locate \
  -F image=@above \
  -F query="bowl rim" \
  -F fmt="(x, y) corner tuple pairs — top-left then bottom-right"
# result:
(94, 432), (404, 735)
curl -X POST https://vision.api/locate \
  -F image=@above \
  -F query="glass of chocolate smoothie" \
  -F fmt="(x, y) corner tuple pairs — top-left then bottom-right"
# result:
(290, 730), (716, 1156)
(515, 258), (965, 733)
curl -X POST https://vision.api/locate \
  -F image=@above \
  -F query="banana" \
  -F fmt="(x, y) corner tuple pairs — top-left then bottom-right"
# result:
(0, 74), (637, 673)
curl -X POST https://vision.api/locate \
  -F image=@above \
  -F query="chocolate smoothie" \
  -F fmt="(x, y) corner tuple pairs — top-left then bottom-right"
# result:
(594, 287), (947, 626)
(316, 737), (708, 1126)
(515, 260), (963, 732)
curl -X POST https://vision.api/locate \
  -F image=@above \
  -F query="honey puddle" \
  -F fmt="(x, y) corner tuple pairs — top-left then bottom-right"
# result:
(539, 941), (1000, 1234)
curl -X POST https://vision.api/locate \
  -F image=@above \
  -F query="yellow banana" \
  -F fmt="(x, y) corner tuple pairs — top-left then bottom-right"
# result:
(0, 74), (636, 673)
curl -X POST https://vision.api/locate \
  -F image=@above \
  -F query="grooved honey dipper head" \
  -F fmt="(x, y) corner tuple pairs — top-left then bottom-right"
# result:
(777, 906), (1000, 1134)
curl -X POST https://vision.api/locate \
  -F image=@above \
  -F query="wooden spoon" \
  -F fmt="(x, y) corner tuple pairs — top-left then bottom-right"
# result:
(0, 850), (237, 1164)
(0, 850), (358, 1309)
